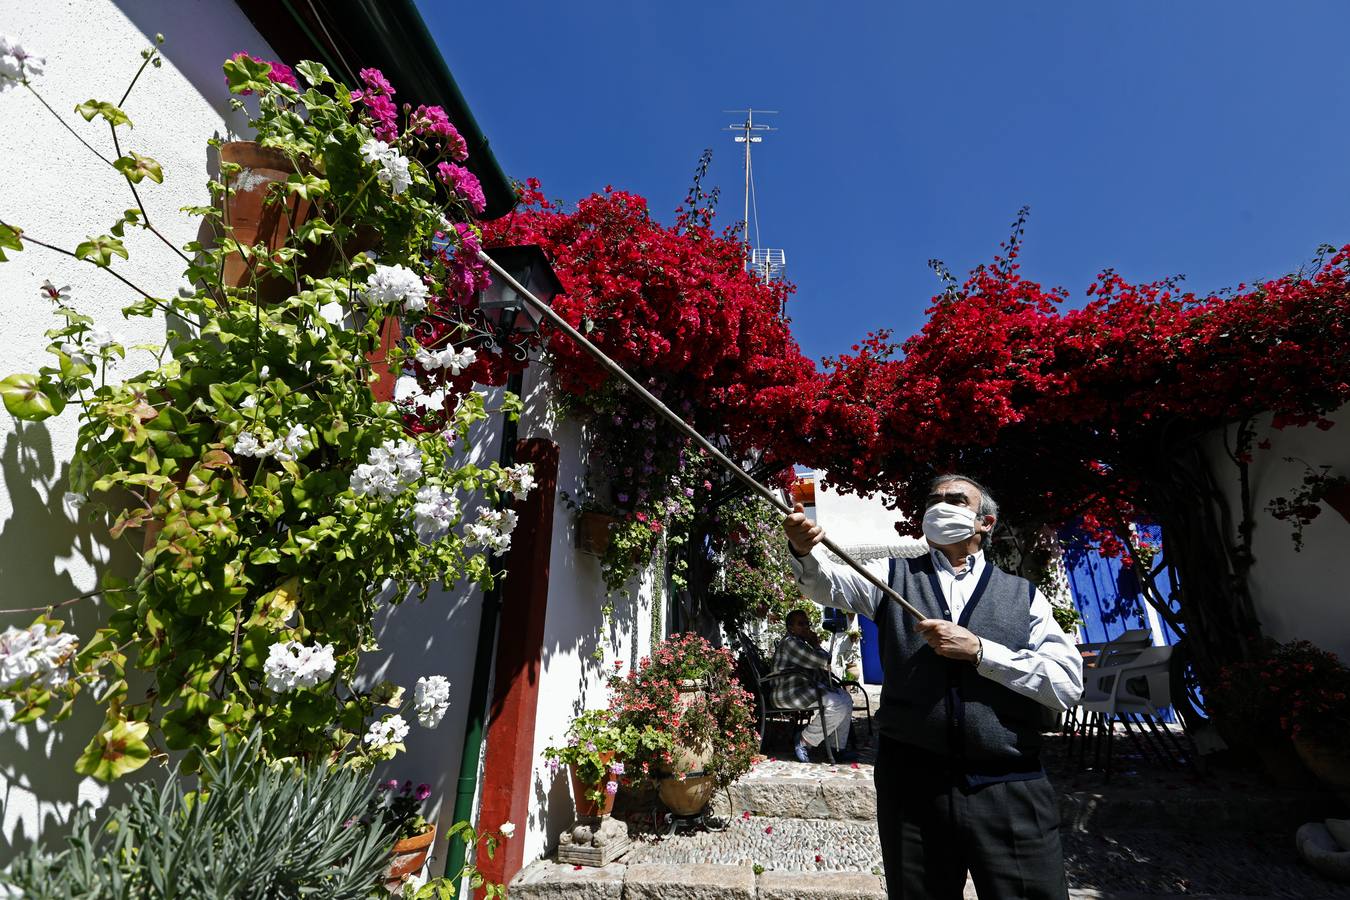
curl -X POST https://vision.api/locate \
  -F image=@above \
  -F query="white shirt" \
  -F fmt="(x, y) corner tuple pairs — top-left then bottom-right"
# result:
(789, 545), (1083, 711)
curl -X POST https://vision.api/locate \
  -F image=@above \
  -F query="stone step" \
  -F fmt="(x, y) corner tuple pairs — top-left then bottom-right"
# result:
(509, 860), (887, 900)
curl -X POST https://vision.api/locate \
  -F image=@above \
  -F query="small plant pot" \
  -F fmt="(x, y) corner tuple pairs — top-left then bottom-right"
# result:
(577, 511), (617, 556)
(570, 753), (618, 819)
(384, 824), (436, 890)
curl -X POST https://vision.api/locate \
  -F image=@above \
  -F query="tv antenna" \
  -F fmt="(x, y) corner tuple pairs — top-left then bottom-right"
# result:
(723, 109), (785, 285)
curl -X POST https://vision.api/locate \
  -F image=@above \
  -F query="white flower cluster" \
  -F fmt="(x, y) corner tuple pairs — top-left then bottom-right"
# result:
(0, 36), (43, 87)
(414, 343), (477, 375)
(465, 507), (518, 554)
(263, 640), (337, 692)
(413, 674), (451, 728)
(412, 485), (461, 541)
(361, 263), (428, 311)
(503, 463), (536, 497)
(233, 423), (308, 462)
(60, 328), (118, 368)
(0, 623), (78, 690)
(360, 139), (411, 195)
(349, 439), (423, 499)
(364, 713), (410, 749)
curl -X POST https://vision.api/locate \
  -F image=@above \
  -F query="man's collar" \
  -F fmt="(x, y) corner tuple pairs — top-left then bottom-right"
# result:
(930, 547), (983, 575)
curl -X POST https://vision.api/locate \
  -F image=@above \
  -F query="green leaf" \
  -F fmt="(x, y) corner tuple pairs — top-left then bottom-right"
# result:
(285, 172), (329, 200)
(295, 60), (332, 86)
(0, 373), (64, 421)
(113, 152), (164, 184)
(75, 717), (152, 781)
(75, 235), (129, 267)
(0, 222), (22, 262)
(222, 55), (273, 95)
(74, 99), (133, 128)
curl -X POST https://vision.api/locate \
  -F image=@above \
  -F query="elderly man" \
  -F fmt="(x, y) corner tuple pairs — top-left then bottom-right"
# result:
(783, 474), (1083, 900)
(770, 608), (858, 762)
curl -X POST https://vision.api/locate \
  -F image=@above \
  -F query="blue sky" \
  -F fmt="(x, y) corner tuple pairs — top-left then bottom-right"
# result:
(421, 1), (1350, 364)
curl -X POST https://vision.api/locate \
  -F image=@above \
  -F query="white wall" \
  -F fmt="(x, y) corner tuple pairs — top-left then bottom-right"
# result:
(0, 0), (275, 860)
(811, 471), (909, 547)
(1206, 407), (1350, 661)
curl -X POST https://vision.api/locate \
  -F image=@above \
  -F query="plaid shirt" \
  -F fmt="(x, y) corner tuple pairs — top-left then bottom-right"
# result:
(769, 635), (830, 709)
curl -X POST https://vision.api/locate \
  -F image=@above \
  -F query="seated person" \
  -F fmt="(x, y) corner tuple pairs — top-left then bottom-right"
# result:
(771, 609), (857, 762)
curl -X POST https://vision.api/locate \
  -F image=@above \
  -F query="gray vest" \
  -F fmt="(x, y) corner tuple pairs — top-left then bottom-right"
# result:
(875, 554), (1044, 775)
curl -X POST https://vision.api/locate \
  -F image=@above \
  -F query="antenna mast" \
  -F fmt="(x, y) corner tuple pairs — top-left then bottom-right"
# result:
(723, 109), (786, 287)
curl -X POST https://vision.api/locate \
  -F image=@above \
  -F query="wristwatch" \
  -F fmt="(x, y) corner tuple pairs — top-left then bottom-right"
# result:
(975, 638), (984, 667)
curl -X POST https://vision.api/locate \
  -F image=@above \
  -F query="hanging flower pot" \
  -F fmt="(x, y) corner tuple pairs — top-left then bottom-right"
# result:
(384, 823), (436, 890)
(217, 141), (317, 303)
(576, 510), (618, 556)
(570, 751), (619, 818)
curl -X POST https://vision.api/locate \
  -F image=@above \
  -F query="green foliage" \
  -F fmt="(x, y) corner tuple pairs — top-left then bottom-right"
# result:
(0, 734), (399, 899)
(542, 708), (669, 803)
(705, 496), (804, 638)
(0, 42), (511, 778)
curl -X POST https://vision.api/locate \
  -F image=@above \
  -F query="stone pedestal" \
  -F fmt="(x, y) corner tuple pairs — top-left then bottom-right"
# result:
(556, 814), (631, 867)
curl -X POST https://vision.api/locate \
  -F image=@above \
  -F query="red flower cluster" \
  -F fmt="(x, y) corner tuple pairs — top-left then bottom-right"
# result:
(483, 182), (820, 463)
(800, 242), (1350, 540)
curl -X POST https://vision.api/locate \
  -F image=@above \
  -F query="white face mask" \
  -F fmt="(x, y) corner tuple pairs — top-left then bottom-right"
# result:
(922, 502), (977, 546)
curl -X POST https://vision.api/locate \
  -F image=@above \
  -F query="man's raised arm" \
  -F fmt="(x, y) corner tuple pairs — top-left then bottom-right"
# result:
(782, 502), (888, 619)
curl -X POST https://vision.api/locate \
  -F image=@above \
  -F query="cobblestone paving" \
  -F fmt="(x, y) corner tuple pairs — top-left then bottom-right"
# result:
(624, 815), (883, 874)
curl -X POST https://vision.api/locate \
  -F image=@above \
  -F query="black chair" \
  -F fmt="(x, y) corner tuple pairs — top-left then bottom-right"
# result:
(822, 610), (874, 741)
(734, 632), (835, 763)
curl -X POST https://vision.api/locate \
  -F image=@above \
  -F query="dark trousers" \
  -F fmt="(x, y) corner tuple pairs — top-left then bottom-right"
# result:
(873, 734), (1068, 899)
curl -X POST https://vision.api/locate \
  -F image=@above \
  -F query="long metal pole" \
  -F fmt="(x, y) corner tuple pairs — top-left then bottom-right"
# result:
(475, 250), (926, 622)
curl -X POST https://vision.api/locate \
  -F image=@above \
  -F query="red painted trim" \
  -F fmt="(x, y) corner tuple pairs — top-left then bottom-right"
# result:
(366, 317), (403, 403)
(476, 438), (559, 894)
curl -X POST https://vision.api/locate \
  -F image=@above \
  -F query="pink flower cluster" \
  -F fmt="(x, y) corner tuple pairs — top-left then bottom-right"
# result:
(437, 162), (485, 214)
(413, 104), (469, 161)
(350, 67), (398, 141)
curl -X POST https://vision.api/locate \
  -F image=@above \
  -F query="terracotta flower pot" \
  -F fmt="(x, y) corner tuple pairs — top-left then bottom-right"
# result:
(576, 511), (617, 556)
(1294, 735), (1350, 805)
(384, 824), (436, 890)
(570, 752), (618, 818)
(217, 141), (318, 303)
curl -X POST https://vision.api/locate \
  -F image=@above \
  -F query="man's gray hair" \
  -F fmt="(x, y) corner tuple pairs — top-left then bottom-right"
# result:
(928, 473), (999, 545)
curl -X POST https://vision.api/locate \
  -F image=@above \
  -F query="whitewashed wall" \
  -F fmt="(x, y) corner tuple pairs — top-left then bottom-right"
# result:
(0, 0), (275, 860)
(1205, 407), (1350, 661)
(811, 473), (908, 547)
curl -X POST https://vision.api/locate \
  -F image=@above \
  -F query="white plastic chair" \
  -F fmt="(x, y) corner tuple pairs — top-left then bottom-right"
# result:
(1075, 645), (1188, 778)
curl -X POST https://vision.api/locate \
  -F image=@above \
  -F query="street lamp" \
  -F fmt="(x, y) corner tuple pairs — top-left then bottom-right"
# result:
(476, 244), (562, 344)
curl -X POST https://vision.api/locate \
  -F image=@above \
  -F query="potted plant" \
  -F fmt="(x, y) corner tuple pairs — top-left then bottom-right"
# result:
(543, 709), (643, 818)
(1277, 642), (1350, 803)
(608, 633), (758, 816)
(371, 779), (438, 888)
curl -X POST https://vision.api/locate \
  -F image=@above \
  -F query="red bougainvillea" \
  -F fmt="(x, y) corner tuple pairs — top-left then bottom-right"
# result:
(803, 238), (1350, 545)
(483, 181), (820, 459)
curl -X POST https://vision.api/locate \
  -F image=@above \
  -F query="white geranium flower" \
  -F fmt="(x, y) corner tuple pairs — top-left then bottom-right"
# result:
(233, 431), (264, 458)
(0, 624), (78, 690)
(500, 821), (516, 838)
(442, 346), (477, 375)
(240, 394), (258, 410)
(413, 674), (451, 728)
(359, 139), (412, 196)
(263, 640), (336, 692)
(401, 873), (427, 897)
(465, 507), (518, 554)
(412, 485), (460, 541)
(275, 423), (308, 462)
(359, 138), (391, 164)
(349, 440), (422, 499)
(503, 463), (535, 498)
(361, 264), (428, 310)
(363, 714), (410, 749)
(0, 36), (42, 86)
(39, 280), (70, 302)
